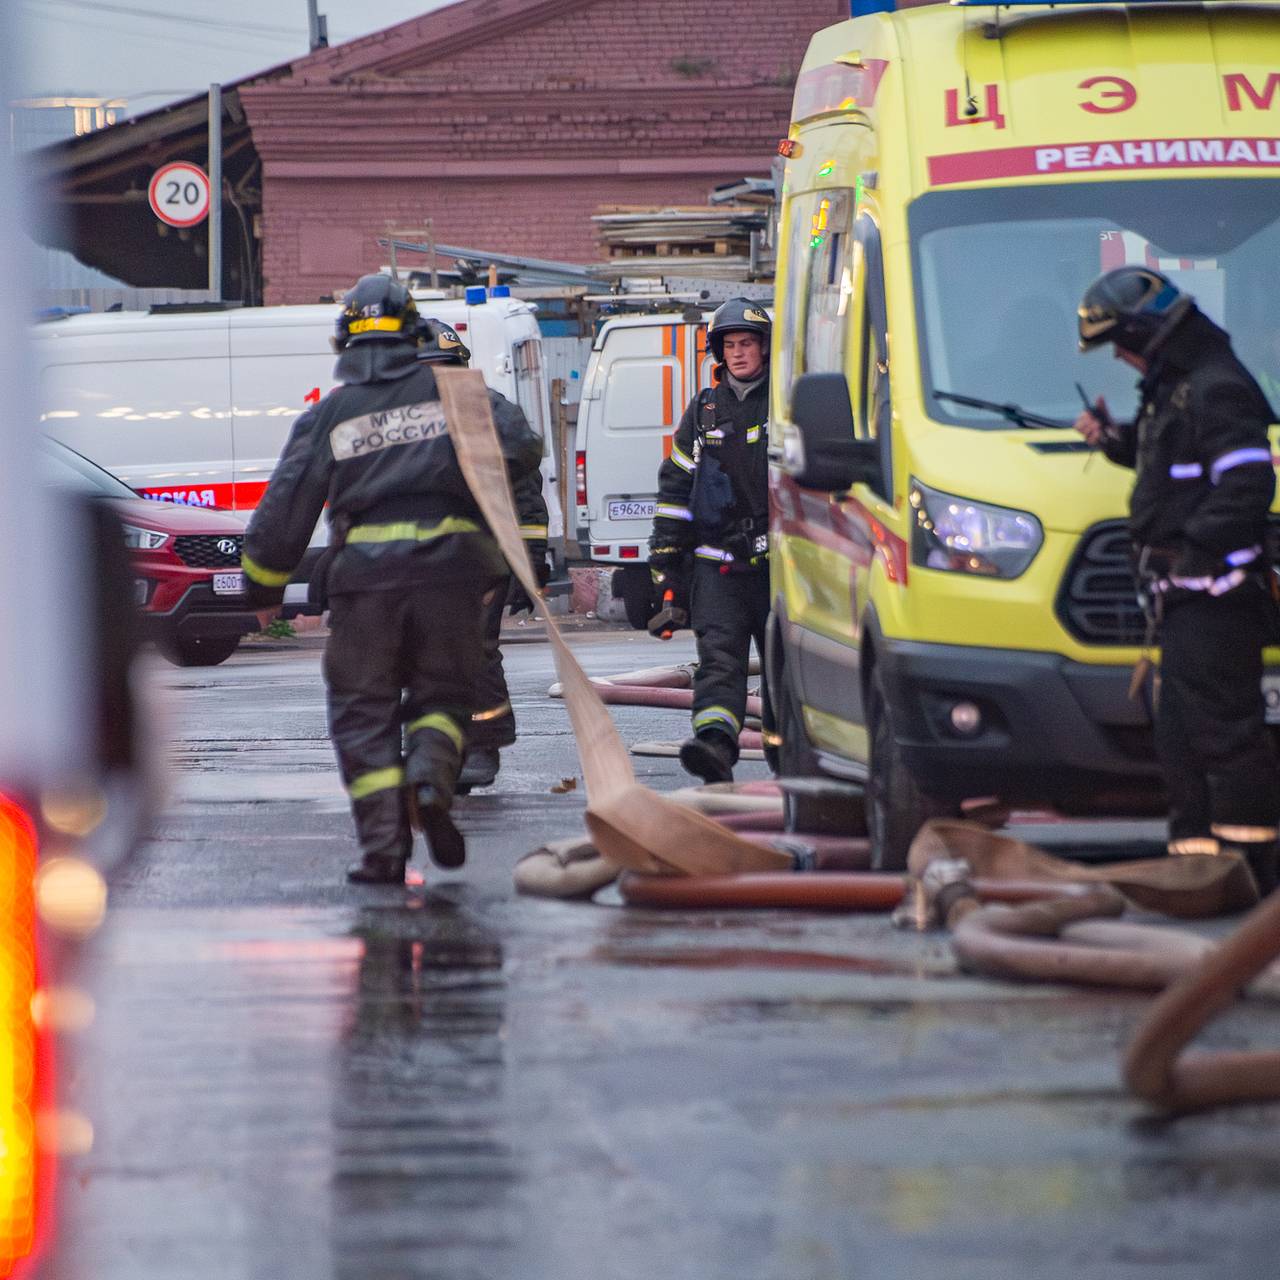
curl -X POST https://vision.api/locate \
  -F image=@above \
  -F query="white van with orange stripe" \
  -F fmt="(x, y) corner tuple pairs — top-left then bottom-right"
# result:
(32, 292), (560, 605)
(575, 312), (718, 626)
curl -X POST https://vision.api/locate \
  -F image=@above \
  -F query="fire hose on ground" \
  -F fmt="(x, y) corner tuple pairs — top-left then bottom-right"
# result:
(617, 869), (1110, 913)
(549, 671), (764, 753)
(1124, 889), (1280, 1112)
(440, 367), (1280, 1116)
(438, 369), (791, 890)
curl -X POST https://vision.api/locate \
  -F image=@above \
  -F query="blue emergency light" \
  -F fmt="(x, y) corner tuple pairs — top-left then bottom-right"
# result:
(851, 0), (895, 13)
(464, 285), (487, 305)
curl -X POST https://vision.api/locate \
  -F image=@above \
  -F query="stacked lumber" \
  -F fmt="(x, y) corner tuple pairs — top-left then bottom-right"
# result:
(592, 204), (766, 265)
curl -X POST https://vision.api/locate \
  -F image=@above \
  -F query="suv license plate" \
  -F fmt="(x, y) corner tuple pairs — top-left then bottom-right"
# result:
(213, 572), (245, 596)
(607, 499), (656, 520)
(1264, 674), (1280, 725)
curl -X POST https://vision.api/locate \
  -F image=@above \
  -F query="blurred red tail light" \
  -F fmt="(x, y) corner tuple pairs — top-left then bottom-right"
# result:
(0, 796), (38, 1275)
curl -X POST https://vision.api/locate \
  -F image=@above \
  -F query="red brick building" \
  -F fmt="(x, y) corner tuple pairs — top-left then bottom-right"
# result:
(241, 0), (846, 303)
(36, 0), (848, 304)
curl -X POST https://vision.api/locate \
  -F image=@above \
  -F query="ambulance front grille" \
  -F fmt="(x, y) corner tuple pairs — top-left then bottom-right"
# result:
(173, 534), (243, 569)
(1057, 521), (1145, 647)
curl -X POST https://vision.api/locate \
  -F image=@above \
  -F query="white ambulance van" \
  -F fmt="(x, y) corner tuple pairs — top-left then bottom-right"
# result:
(31, 290), (562, 607)
(575, 312), (714, 627)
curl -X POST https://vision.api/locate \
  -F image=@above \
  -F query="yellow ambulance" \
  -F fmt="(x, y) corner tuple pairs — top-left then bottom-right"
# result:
(769, 0), (1280, 867)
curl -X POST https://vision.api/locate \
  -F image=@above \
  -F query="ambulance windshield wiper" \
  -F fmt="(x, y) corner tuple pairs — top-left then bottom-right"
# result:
(933, 389), (1072, 431)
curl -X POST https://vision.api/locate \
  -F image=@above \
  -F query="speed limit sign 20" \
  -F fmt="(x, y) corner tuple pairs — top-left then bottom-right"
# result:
(148, 162), (211, 228)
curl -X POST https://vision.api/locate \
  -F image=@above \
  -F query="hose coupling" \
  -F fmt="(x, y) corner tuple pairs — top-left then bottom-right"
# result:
(892, 857), (976, 931)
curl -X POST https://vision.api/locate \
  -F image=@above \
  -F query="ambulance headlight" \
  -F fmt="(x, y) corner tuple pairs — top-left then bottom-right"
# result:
(120, 524), (169, 551)
(909, 480), (1042, 579)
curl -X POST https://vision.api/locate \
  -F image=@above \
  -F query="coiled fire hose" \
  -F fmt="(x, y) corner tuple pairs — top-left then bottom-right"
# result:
(912, 831), (1280, 1113)
(1123, 889), (1280, 1112)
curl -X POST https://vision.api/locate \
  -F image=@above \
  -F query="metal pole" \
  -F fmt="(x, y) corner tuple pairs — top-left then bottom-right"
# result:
(208, 83), (222, 300)
(307, 0), (328, 51)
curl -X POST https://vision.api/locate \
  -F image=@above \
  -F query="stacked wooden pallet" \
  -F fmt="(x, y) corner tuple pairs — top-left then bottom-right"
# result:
(592, 205), (767, 275)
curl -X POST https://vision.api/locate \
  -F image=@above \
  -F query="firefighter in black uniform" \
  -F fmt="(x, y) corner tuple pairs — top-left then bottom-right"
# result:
(415, 317), (550, 792)
(1075, 265), (1280, 893)
(242, 277), (544, 885)
(648, 297), (772, 783)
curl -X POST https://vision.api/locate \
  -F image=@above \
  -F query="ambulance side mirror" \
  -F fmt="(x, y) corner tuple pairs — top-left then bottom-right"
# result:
(786, 373), (881, 492)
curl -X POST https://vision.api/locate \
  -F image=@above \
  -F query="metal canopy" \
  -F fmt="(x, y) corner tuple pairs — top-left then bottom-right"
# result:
(25, 70), (289, 302)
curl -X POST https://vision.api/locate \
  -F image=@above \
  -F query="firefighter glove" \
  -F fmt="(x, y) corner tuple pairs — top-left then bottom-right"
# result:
(507, 579), (536, 617)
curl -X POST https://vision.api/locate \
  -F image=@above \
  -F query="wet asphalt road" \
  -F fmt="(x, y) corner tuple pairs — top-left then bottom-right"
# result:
(43, 628), (1280, 1280)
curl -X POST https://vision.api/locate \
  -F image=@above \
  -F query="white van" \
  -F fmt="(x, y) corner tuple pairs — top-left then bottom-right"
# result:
(31, 292), (562, 606)
(575, 312), (714, 627)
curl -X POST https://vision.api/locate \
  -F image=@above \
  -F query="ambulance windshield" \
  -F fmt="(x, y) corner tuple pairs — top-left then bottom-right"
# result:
(911, 178), (1280, 428)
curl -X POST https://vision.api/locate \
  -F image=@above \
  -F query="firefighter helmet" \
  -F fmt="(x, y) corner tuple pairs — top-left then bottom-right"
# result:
(415, 318), (472, 366)
(332, 274), (419, 351)
(1078, 266), (1192, 357)
(707, 297), (771, 363)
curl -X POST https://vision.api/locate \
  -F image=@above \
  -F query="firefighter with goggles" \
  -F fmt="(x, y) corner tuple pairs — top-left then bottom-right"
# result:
(1074, 265), (1280, 893)
(242, 275), (544, 885)
(648, 297), (773, 784)
(416, 317), (551, 793)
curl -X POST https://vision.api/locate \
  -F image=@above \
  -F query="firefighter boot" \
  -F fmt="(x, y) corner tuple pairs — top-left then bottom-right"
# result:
(404, 715), (467, 868)
(408, 784), (467, 870)
(678, 728), (737, 785)
(346, 789), (412, 885)
(346, 843), (411, 885)
(456, 747), (501, 795)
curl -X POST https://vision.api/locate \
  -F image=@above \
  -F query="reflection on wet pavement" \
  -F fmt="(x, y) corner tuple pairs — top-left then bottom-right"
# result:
(334, 897), (521, 1280)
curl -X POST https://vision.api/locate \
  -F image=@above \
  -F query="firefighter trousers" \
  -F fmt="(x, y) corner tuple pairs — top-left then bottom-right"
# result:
(689, 560), (772, 763)
(324, 581), (492, 860)
(1156, 581), (1280, 869)
(468, 576), (517, 751)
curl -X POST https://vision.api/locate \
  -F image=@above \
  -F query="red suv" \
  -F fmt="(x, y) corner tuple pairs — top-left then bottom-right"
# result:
(40, 439), (259, 665)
